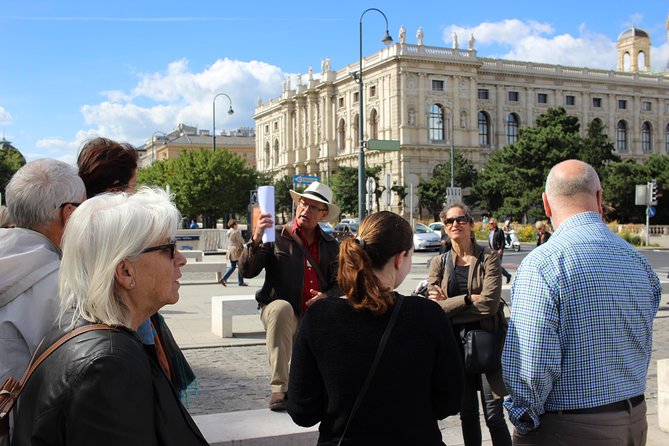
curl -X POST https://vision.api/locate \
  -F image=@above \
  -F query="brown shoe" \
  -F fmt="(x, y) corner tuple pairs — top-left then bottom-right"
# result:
(219, 279), (227, 287)
(269, 392), (287, 411)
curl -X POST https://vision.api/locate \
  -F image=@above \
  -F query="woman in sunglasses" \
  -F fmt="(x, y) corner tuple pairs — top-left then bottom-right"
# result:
(11, 187), (208, 446)
(77, 137), (196, 403)
(426, 203), (511, 446)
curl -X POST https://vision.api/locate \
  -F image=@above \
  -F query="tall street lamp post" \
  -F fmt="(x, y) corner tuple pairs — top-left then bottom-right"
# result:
(151, 131), (166, 165)
(358, 8), (392, 219)
(212, 93), (234, 152)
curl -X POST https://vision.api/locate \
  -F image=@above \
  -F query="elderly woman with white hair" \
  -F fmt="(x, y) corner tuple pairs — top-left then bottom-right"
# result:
(11, 187), (208, 446)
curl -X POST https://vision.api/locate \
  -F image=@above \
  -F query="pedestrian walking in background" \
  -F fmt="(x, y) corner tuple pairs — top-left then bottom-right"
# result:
(288, 211), (464, 445)
(239, 181), (341, 411)
(503, 160), (660, 445)
(488, 219), (512, 284)
(534, 221), (551, 246)
(220, 219), (247, 287)
(427, 204), (512, 446)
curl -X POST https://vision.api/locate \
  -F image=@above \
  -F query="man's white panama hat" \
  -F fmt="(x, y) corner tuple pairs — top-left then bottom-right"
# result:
(289, 181), (340, 221)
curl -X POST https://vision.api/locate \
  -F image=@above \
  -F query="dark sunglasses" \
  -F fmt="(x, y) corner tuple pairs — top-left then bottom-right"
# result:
(444, 216), (471, 226)
(58, 202), (81, 209)
(140, 241), (176, 259)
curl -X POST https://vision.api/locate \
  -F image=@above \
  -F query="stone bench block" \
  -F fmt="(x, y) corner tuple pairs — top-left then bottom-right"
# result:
(659, 358), (669, 433)
(212, 295), (259, 337)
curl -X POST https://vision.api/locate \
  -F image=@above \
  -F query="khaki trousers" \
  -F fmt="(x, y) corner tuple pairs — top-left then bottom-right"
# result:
(512, 400), (647, 446)
(260, 300), (299, 394)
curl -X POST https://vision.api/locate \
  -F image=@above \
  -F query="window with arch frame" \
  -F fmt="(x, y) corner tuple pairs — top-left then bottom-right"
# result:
(429, 104), (445, 141)
(665, 124), (669, 154)
(507, 113), (519, 145)
(641, 122), (652, 154)
(337, 118), (346, 153)
(616, 121), (627, 152)
(478, 111), (491, 146)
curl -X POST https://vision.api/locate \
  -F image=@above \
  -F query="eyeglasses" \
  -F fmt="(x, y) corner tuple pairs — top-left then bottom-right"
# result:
(58, 202), (81, 209)
(140, 241), (176, 259)
(444, 216), (471, 226)
(298, 199), (328, 213)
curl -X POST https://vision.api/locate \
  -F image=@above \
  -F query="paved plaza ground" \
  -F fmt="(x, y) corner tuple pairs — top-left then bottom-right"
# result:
(163, 241), (669, 445)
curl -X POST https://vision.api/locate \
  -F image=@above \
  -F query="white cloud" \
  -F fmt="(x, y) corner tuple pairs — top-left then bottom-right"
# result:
(445, 19), (618, 70)
(0, 106), (14, 125)
(36, 58), (287, 154)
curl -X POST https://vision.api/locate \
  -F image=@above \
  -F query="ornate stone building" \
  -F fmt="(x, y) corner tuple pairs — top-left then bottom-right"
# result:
(138, 124), (256, 168)
(254, 22), (669, 214)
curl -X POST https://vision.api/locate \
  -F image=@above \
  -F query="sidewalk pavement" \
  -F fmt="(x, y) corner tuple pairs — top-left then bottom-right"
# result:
(163, 240), (669, 445)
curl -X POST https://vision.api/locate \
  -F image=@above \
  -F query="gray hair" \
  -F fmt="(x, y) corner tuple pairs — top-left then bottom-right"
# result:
(6, 159), (86, 230)
(545, 160), (601, 200)
(59, 186), (180, 328)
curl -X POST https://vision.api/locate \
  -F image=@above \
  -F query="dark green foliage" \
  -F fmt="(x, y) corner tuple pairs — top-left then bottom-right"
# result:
(137, 148), (259, 226)
(0, 147), (26, 204)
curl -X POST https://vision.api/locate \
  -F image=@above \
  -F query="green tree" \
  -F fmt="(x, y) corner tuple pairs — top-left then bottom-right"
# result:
(137, 149), (258, 226)
(417, 150), (478, 220)
(330, 166), (381, 218)
(603, 154), (669, 224)
(0, 147), (26, 203)
(475, 107), (586, 221)
(273, 175), (295, 223)
(581, 119), (620, 180)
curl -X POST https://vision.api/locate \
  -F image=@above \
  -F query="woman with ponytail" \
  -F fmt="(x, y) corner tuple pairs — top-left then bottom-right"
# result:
(288, 211), (464, 446)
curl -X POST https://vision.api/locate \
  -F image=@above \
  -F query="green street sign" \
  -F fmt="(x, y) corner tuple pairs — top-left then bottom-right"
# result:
(367, 139), (400, 151)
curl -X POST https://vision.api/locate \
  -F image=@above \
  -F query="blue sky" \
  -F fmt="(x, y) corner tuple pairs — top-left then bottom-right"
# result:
(1, 1), (668, 163)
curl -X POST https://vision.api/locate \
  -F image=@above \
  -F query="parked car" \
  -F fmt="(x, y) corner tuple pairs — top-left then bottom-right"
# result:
(340, 218), (360, 225)
(332, 222), (358, 242)
(428, 222), (444, 234)
(318, 221), (335, 234)
(413, 223), (441, 251)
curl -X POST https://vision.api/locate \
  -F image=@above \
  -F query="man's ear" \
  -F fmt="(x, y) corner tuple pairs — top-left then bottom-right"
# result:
(115, 259), (136, 291)
(542, 192), (552, 218)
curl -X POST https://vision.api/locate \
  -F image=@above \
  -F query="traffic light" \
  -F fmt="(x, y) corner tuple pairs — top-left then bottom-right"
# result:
(650, 179), (658, 206)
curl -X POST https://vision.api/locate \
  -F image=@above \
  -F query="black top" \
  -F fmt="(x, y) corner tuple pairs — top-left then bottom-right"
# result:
(287, 294), (464, 446)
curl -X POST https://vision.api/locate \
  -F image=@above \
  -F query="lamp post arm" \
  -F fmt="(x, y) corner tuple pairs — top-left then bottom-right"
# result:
(213, 93), (233, 153)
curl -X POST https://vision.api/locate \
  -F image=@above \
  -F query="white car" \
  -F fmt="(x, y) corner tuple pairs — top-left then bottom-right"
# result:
(413, 223), (441, 251)
(428, 222), (444, 234)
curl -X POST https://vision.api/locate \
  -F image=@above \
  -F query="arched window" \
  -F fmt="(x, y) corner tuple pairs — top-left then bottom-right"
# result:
(429, 104), (445, 141)
(638, 51), (647, 70)
(665, 124), (669, 154)
(622, 52), (631, 72)
(478, 111), (491, 146)
(641, 122), (652, 153)
(273, 139), (280, 163)
(506, 113), (520, 145)
(337, 119), (346, 153)
(264, 141), (271, 169)
(369, 109), (378, 140)
(616, 121), (627, 152)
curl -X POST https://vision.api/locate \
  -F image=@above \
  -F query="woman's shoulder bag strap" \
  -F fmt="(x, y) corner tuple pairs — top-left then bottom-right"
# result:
(337, 295), (404, 446)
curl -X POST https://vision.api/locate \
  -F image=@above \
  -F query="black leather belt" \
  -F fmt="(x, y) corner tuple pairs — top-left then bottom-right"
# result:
(547, 395), (644, 415)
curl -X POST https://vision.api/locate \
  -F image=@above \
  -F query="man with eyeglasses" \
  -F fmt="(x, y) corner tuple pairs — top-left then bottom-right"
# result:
(239, 181), (341, 411)
(0, 159), (86, 388)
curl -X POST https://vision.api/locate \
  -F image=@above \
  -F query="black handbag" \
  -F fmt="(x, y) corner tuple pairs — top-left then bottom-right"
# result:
(462, 328), (499, 374)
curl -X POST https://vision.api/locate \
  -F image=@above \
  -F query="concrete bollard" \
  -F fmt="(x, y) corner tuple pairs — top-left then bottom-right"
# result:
(659, 359), (669, 433)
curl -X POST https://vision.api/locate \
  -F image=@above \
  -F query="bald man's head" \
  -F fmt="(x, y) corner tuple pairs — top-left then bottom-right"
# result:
(545, 160), (600, 201)
(543, 160), (603, 227)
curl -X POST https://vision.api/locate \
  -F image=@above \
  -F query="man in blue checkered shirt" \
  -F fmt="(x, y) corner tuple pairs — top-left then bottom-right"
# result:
(502, 160), (660, 445)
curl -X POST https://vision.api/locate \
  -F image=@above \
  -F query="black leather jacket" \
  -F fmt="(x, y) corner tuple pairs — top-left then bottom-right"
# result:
(11, 318), (208, 446)
(239, 223), (341, 316)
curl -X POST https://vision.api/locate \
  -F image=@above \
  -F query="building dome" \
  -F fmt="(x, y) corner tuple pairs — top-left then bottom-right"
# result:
(617, 27), (650, 41)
